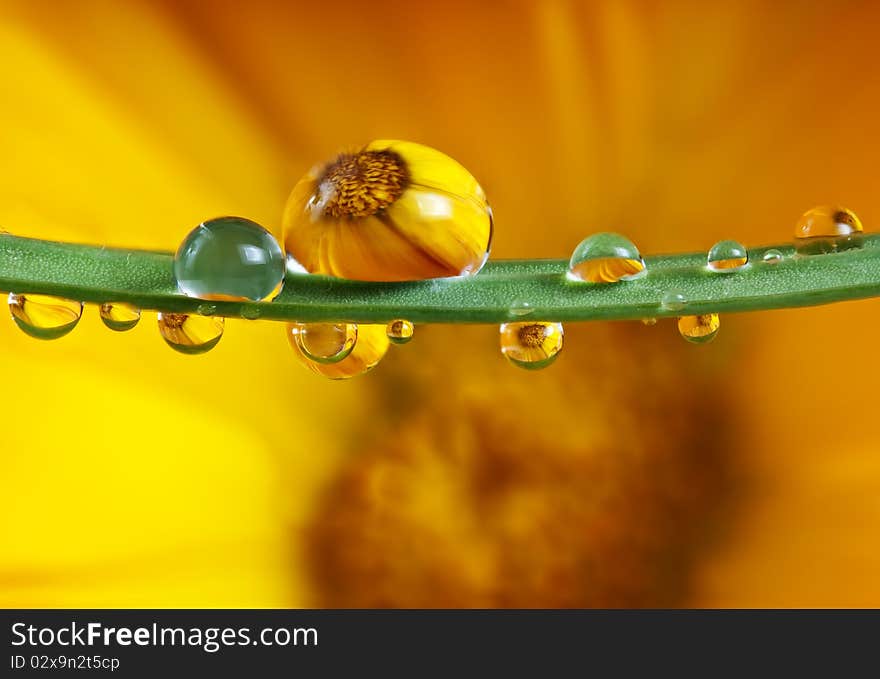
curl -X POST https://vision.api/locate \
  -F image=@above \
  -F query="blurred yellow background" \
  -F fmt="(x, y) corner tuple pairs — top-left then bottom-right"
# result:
(1, 0), (879, 607)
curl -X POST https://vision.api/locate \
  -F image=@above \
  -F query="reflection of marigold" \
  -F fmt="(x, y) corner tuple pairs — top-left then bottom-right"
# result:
(282, 140), (493, 281)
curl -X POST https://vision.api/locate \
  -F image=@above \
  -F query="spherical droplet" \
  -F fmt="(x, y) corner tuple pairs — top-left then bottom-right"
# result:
(288, 323), (389, 379)
(677, 314), (720, 344)
(794, 206), (863, 255)
(508, 300), (534, 317)
(762, 249), (783, 264)
(288, 322), (357, 364)
(707, 239), (748, 271)
(8, 294), (83, 340)
(499, 321), (564, 370)
(661, 291), (687, 312)
(386, 319), (414, 345)
(99, 302), (141, 332)
(283, 140), (493, 281)
(158, 312), (224, 355)
(568, 232), (646, 283)
(174, 216), (285, 302)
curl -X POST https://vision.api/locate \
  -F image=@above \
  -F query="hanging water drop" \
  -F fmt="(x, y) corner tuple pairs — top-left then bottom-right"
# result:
(8, 294), (83, 340)
(794, 206), (863, 255)
(568, 233), (646, 283)
(762, 249), (783, 264)
(288, 323), (389, 379)
(499, 321), (564, 370)
(707, 240), (748, 271)
(677, 314), (720, 344)
(158, 313), (224, 355)
(386, 319), (414, 345)
(661, 291), (687, 312)
(174, 216), (286, 301)
(288, 322), (357, 364)
(99, 302), (141, 332)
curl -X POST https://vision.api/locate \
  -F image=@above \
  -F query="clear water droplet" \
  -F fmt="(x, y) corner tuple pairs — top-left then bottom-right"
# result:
(288, 322), (357, 364)
(197, 303), (217, 316)
(99, 302), (141, 332)
(707, 239), (748, 271)
(386, 319), (414, 345)
(8, 293), (83, 340)
(288, 323), (389, 379)
(762, 249), (783, 264)
(794, 206), (863, 255)
(661, 291), (687, 312)
(568, 232), (646, 283)
(174, 216), (286, 301)
(158, 312), (224, 355)
(677, 314), (720, 344)
(499, 321), (563, 370)
(240, 305), (262, 320)
(508, 300), (534, 317)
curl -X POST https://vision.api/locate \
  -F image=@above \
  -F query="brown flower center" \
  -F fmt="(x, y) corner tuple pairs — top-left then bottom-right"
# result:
(315, 150), (409, 219)
(518, 323), (548, 348)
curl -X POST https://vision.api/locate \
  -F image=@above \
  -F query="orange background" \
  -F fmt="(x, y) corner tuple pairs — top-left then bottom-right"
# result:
(1, 0), (878, 607)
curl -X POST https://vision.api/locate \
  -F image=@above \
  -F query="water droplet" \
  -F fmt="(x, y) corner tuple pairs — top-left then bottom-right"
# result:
(509, 300), (534, 317)
(288, 323), (389, 379)
(158, 313), (224, 355)
(677, 314), (720, 344)
(197, 303), (217, 316)
(8, 294), (83, 340)
(386, 319), (414, 344)
(240, 305), (262, 320)
(288, 322), (357, 364)
(641, 317), (657, 326)
(99, 302), (141, 332)
(707, 239), (748, 271)
(762, 249), (783, 264)
(661, 291), (687, 312)
(794, 206), (863, 255)
(568, 233), (646, 283)
(174, 216), (286, 301)
(499, 321), (564, 370)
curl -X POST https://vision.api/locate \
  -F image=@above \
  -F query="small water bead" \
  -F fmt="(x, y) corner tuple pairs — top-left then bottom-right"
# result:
(508, 300), (534, 317)
(197, 303), (218, 316)
(707, 240), (748, 271)
(174, 216), (286, 302)
(8, 294), (83, 340)
(288, 323), (357, 364)
(568, 233), (646, 283)
(240, 305), (262, 320)
(158, 313), (224, 355)
(289, 323), (389, 379)
(499, 321), (564, 370)
(677, 314), (720, 344)
(99, 302), (141, 332)
(794, 206), (863, 255)
(386, 319), (414, 345)
(762, 249), (783, 264)
(660, 291), (687, 312)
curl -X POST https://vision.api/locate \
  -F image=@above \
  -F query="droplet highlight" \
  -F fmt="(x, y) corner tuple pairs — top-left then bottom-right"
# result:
(288, 323), (389, 379)
(568, 233), (646, 283)
(707, 240), (748, 271)
(499, 321), (564, 370)
(158, 313), (224, 355)
(386, 319), (414, 345)
(8, 294), (83, 340)
(677, 314), (720, 344)
(288, 322), (357, 364)
(174, 216), (286, 302)
(762, 249), (783, 264)
(661, 291), (687, 312)
(794, 206), (863, 255)
(99, 302), (141, 332)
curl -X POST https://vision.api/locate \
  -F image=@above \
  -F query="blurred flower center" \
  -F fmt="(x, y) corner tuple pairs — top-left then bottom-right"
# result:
(313, 150), (409, 219)
(518, 323), (549, 348)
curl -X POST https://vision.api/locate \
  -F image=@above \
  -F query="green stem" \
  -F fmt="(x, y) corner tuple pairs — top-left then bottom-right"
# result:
(1, 233), (879, 324)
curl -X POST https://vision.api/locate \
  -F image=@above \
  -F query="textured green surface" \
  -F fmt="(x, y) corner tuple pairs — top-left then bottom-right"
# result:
(2, 233), (880, 323)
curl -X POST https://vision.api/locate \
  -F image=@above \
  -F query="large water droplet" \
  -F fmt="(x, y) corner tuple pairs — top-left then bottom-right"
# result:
(288, 323), (389, 379)
(499, 321), (564, 370)
(158, 312), (224, 355)
(707, 240), (748, 271)
(99, 302), (141, 332)
(568, 233), (646, 283)
(677, 314), (720, 344)
(386, 319), (414, 345)
(8, 293), (83, 340)
(794, 206), (863, 255)
(174, 216), (286, 302)
(288, 322), (357, 364)
(661, 291), (687, 312)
